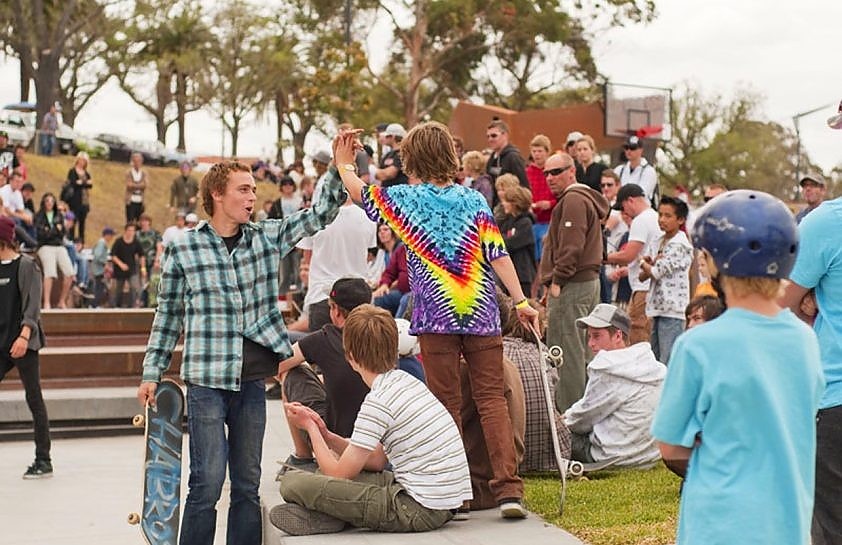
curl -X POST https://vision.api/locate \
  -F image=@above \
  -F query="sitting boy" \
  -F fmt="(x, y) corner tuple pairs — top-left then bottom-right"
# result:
(564, 304), (665, 468)
(271, 304), (471, 535)
(277, 277), (372, 472)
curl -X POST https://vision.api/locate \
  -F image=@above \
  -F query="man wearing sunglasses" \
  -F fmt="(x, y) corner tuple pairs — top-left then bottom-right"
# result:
(614, 136), (659, 207)
(485, 119), (528, 202)
(539, 153), (610, 413)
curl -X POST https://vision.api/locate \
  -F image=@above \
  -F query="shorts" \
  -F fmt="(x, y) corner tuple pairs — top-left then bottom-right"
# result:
(37, 245), (74, 278)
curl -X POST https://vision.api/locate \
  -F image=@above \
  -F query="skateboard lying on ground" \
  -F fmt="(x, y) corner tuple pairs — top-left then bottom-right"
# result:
(128, 379), (185, 545)
(529, 326), (584, 514)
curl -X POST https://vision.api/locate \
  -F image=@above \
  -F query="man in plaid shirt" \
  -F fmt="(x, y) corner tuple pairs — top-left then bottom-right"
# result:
(137, 160), (347, 545)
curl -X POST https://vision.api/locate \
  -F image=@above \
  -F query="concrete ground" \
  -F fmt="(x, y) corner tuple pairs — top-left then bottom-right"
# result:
(0, 388), (583, 545)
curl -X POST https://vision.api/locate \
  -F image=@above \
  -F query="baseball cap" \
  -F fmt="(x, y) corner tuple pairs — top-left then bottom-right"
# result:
(329, 277), (372, 312)
(799, 173), (825, 187)
(64, 210), (76, 221)
(612, 183), (646, 210)
(565, 131), (584, 145)
(623, 135), (643, 149)
(102, 226), (116, 236)
(576, 304), (630, 335)
(312, 149), (332, 165)
(395, 318), (420, 356)
(185, 213), (199, 224)
(384, 123), (406, 139)
(0, 216), (15, 245)
(0, 130), (8, 139)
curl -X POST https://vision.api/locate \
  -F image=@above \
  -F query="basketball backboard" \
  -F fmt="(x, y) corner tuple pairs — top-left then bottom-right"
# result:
(604, 82), (672, 142)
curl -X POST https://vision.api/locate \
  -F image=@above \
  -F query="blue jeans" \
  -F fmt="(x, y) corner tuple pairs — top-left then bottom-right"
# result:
(181, 380), (266, 545)
(374, 288), (404, 316)
(532, 222), (550, 262)
(650, 316), (685, 365)
(39, 133), (56, 156)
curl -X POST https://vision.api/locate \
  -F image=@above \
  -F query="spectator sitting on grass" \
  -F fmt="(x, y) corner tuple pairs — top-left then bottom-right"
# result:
(564, 304), (665, 468)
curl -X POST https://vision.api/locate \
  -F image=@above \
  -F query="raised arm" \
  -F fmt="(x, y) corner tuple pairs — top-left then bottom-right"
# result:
(333, 130), (366, 203)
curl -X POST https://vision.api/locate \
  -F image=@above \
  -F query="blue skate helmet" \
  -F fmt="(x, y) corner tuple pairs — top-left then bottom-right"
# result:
(691, 189), (798, 279)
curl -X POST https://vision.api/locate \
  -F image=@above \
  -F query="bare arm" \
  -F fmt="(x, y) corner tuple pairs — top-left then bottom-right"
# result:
(277, 343), (305, 378)
(779, 280), (813, 324)
(606, 240), (644, 265)
(491, 255), (539, 330)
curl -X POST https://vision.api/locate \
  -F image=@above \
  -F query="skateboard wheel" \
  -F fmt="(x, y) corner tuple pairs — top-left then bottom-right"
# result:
(568, 460), (584, 477)
(548, 345), (563, 363)
(132, 414), (145, 427)
(127, 512), (140, 525)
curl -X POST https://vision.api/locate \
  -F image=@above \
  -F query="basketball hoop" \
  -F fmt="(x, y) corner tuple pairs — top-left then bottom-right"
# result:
(635, 125), (663, 139)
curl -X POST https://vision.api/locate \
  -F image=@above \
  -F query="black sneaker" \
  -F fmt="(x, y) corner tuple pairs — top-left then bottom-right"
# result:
(23, 460), (53, 479)
(265, 382), (283, 399)
(269, 503), (345, 535)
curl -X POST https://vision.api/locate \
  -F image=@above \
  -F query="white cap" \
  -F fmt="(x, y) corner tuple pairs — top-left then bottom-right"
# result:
(565, 131), (584, 144)
(384, 123), (407, 139)
(185, 213), (199, 224)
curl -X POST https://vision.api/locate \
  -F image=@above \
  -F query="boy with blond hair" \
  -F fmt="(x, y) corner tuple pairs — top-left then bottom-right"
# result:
(271, 304), (471, 535)
(653, 190), (824, 545)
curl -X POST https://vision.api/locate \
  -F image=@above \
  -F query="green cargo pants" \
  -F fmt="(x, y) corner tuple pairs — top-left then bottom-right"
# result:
(278, 469), (453, 533)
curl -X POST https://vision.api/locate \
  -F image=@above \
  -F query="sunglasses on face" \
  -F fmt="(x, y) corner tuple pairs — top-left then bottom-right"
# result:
(486, 133), (501, 139)
(623, 145), (641, 151)
(543, 165), (573, 177)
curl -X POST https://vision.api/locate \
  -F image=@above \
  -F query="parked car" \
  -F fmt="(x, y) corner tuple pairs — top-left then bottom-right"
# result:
(2, 103), (107, 157)
(0, 109), (34, 147)
(144, 140), (195, 167)
(94, 133), (134, 163)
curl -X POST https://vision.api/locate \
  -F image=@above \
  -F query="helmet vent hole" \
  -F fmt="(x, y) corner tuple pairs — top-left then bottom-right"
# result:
(790, 244), (797, 254)
(748, 194), (757, 199)
(749, 241), (761, 251)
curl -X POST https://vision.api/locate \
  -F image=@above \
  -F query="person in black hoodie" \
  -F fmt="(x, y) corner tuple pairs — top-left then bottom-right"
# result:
(498, 185), (536, 297)
(33, 192), (74, 308)
(485, 119), (528, 205)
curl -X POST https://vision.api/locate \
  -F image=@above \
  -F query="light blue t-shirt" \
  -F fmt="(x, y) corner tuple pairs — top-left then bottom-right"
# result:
(652, 308), (824, 545)
(790, 197), (842, 409)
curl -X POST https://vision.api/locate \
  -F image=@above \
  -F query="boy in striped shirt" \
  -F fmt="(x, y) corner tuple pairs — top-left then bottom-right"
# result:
(271, 305), (472, 536)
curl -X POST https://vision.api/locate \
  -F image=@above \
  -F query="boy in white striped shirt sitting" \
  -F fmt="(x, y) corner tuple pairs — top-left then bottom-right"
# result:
(271, 304), (472, 536)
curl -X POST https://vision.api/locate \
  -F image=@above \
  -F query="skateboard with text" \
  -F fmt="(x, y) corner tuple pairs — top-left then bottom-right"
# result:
(127, 379), (185, 545)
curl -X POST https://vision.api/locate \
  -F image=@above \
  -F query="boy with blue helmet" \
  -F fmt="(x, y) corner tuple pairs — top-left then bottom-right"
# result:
(652, 190), (825, 545)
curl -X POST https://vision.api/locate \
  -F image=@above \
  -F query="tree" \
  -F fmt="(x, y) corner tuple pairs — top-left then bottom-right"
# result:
(206, 1), (267, 157)
(659, 82), (817, 200)
(0, 0), (113, 128)
(108, 0), (212, 148)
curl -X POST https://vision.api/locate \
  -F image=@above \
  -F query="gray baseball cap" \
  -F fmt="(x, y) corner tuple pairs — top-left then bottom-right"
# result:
(576, 304), (631, 335)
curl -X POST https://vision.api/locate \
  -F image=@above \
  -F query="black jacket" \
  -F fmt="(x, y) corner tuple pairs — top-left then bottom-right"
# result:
(34, 210), (67, 246)
(498, 212), (537, 286)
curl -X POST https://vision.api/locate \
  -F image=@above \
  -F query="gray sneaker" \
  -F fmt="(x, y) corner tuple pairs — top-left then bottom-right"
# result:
(499, 499), (527, 519)
(275, 454), (318, 480)
(269, 503), (345, 535)
(23, 460), (53, 480)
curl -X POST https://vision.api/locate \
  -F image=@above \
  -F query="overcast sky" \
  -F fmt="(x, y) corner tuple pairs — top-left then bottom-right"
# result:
(0, 0), (839, 171)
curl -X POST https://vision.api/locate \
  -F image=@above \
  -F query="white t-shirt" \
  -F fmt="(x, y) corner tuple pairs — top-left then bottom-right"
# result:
(297, 203), (376, 311)
(350, 369), (472, 510)
(0, 185), (25, 213)
(614, 159), (658, 203)
(627, 207), (662, 292)
(161, 225), (188, 247)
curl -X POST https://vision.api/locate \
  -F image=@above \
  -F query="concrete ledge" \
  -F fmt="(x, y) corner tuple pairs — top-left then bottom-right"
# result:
(261, 502), (581, 545)
(0, 387), (147, 423)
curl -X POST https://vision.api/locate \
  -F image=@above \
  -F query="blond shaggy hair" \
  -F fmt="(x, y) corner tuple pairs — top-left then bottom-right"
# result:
(200, 161), (252, 216)
(398, 121), (460, 183)
(503, 185), (533, 216)
(343, 304), (399, 374)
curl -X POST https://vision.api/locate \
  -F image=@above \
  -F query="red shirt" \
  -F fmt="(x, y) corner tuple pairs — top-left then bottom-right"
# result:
(526, 164), (556, 224)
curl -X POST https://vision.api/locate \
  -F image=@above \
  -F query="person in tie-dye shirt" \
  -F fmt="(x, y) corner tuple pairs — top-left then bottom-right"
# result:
(333, 122), (539, 520)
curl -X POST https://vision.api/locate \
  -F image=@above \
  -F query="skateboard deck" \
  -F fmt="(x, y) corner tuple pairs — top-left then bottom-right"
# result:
(529, 326), (583, 514)
(128, 379), (185, 545)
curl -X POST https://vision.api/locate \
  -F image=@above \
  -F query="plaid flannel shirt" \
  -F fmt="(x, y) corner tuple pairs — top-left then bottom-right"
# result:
(142, 169), (348, 390)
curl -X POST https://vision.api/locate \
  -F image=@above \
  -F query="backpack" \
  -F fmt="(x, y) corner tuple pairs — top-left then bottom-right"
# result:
(60, 181), (75, 204)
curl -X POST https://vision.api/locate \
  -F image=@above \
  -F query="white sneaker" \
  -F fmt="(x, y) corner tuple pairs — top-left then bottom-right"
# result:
(499, 499), (527, 519)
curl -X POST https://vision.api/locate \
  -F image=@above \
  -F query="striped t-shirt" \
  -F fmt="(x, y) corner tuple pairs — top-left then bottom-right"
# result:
(349, 369), (472, 510)
(361, 182), (508, 336)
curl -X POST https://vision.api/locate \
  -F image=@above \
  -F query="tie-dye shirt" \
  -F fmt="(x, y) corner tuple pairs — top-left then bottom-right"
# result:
(362, 183), (508, 336)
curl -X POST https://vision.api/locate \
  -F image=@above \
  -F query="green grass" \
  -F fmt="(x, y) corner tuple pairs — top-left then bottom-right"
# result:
(524, 466), (681, 545)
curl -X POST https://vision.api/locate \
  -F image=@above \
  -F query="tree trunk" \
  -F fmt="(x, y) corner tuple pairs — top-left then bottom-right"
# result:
(34, 53), (61, 134)
(19, 53), (32, 102)
(274, 93), (285, 166)
(229, 117), (240, 158)
(175, 71), (187, 152)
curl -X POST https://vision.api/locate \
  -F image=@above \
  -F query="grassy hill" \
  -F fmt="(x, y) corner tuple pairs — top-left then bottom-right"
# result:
(25, 154), (280, 247)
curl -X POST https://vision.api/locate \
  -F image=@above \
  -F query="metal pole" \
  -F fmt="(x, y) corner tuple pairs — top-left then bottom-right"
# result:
(792, 103), (834, 185)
